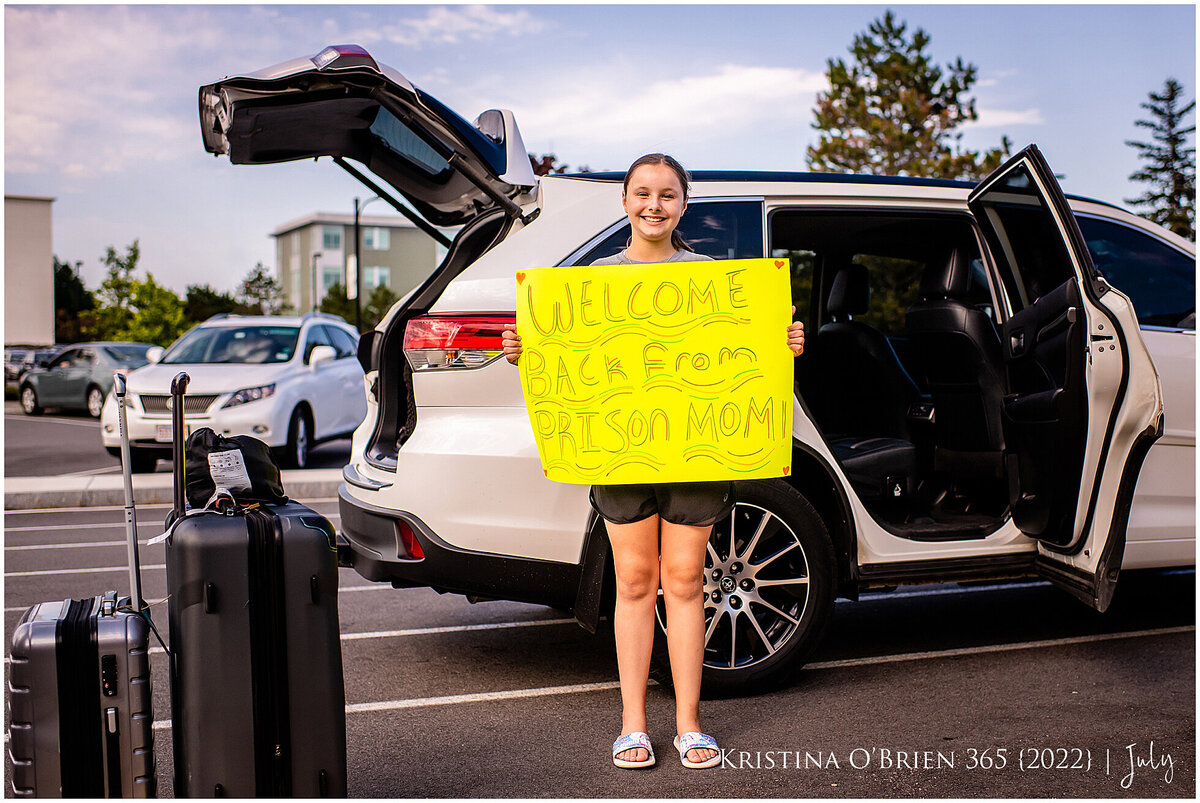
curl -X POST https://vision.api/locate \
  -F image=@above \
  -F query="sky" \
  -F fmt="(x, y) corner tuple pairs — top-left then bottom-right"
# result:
(4, 3), (1196, 295)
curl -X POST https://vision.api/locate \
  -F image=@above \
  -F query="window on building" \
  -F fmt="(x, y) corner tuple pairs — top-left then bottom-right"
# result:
(362, 227), (390, 250)
(290, 232), (300, 252)
(363, 266), (391, 289)
(322, 266), (343, 296)
(323, 226), (342, 251)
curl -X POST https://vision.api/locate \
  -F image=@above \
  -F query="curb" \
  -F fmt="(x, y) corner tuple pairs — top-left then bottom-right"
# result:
(4, 469), (345, 510)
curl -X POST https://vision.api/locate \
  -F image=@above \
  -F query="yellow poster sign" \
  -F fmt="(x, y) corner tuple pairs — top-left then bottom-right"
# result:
(516, 257), (794, 484)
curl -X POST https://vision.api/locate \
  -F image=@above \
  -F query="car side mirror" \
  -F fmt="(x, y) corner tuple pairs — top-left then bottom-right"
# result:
(146, 347), (164, 364)
(309, 345), (337, 370)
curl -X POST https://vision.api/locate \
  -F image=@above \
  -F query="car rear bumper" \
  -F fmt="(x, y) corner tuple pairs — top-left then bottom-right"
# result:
(337, 484), (583, 609)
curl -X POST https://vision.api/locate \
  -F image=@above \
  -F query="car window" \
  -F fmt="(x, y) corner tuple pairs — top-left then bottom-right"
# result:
(1075, 215), (1196, 329)
(769, 210), (986, 336)
(104, 344), (151, 362)
(303, 325), (333, 363)
(51, 349), (78, 369)
(161, 326), (300, 364)
(576, 201), (764, 264)
(325, 325), (359, 359)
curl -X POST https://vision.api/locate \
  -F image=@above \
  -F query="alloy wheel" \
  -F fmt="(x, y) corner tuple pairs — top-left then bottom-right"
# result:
(682, 503), (813, 672)
(87, 387), (104, 418)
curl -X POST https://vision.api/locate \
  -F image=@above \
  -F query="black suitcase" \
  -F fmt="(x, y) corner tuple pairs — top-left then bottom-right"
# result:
(8, 374), (157, 798)
(163, 373), (347, 797)
(8, 593), (156, 798)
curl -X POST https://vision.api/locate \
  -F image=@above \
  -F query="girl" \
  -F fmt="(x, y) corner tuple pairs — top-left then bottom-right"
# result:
(502, 154), (804, 769)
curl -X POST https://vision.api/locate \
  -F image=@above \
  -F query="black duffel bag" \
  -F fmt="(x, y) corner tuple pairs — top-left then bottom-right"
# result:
(184, 427), (288, 509)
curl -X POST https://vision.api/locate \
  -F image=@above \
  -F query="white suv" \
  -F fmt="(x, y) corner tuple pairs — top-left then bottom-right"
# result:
(200, 46), (1195, 695)
(100, 313), (366, 471)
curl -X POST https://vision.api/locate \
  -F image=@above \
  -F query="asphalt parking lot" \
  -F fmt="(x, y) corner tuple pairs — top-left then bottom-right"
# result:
(3, 497), (1193, 797)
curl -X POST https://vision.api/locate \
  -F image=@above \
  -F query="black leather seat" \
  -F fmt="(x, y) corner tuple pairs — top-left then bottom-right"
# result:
(814, 263), (920, 504)
(905, 247), (1007, 478)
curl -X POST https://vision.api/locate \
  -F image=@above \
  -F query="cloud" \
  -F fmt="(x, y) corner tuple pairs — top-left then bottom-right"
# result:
(970, 108), (1045, 128)
(4, 6), (219, 177)
(348, 5), (548, 48)
(482, 62), (827, 154)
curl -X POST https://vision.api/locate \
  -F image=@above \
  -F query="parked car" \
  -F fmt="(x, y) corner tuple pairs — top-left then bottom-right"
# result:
(100, 313), (366, 472)
(5, 345), (38, 394)
(18, 342), (155, 417)
(199, 45), (1195, 695)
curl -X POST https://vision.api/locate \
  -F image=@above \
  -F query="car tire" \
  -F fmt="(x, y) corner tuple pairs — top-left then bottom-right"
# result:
(128, 448), (159, 473)
(282, 408), (312, 470)
(86, 385), (105, 418)
(19, 384), (42, 416)
(650, 478), (836, 698)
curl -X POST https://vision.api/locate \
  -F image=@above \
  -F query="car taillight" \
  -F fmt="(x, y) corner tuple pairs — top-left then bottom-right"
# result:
(403, 314), (513, 372)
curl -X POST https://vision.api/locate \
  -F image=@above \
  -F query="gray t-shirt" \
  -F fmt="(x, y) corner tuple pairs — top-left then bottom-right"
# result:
(590, 248), (713, 266)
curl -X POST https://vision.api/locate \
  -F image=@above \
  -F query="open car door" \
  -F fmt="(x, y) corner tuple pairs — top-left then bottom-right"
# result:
(968, 145), (1164, 612)
(199, 45), (537, 232)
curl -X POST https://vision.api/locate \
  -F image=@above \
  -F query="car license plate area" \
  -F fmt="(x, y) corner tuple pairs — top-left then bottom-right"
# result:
(155, 424), (190, 443)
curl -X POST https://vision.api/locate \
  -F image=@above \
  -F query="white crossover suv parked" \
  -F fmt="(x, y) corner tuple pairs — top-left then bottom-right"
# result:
(199, 45), (1195, 695)
(100, 313), (366, 471)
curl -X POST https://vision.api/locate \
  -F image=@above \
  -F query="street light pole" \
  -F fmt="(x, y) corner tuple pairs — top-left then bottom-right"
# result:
(353, 195), (382, 332)
(311, 251), (322, 314)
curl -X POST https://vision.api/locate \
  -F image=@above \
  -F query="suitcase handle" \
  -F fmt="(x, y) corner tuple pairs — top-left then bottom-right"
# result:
(171, 372), (190, 521)
(114, 373), (146, 613)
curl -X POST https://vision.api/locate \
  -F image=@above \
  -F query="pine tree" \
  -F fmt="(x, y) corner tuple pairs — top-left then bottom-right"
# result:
(808, 11), (1010, 180)
(1125, 78), (1195, 240)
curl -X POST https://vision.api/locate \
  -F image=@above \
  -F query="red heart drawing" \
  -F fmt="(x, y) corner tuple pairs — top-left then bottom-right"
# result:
(516, 271), (527, 284)
(775, 260), (785, 269)
(783, 466), (791, 475)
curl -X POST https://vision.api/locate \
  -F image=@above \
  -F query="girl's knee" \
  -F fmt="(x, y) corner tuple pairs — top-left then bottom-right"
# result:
(659, 564), (703, 603)
(614, 565), (660, 603)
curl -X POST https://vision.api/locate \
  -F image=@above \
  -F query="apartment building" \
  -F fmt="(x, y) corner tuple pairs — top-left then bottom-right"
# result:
(271, 212), (446, 313)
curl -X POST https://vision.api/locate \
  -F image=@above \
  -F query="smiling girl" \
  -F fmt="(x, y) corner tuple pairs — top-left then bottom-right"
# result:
(503, 154), (804, 769)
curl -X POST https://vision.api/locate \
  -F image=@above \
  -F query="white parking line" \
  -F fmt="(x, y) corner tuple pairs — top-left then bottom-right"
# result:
(5, 522), (159, 533)
(5, 540), (158, 551)
(804, 625), (1195, 671)
(4, 499), (340, 515)
(137, 618), (581, 656)
(62, 465), (123, 477)
(141, 623), (1193, 731)
(5, 564), (167, 577)
(3, 415), (99, 429)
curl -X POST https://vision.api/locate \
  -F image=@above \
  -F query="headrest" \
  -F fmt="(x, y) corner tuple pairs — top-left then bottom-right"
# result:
(826, 263), (870, 317)
(919, 246), (973, 299)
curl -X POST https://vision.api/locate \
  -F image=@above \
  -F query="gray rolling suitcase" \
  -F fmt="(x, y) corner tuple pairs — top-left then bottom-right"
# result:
(163, 373), (347, 797)
(7, 375), (157, 798)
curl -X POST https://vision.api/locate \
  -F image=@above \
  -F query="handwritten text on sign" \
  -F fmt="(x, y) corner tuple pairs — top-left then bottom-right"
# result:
(516, 258), (793, 484)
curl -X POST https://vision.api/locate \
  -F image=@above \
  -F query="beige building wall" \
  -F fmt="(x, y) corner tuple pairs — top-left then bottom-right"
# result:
(4, 195), (55, 346)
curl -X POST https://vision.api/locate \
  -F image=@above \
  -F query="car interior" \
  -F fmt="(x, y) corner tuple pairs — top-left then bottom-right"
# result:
(775, 210), (1016, 540)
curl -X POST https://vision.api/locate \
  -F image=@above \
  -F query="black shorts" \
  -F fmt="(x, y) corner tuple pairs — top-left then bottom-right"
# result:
(589, 481), (735, 527)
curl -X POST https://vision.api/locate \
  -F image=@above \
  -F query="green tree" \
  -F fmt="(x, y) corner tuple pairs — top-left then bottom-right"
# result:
(808, 11), (1010, 179)
(91, 240), (187, 346)
(529, 153), (591, 176)
(235, 262), (288, 315)
(363, 283), (400, 330)
(184, 284), (238, 325)
(54, 257), (95, 343)
(1125, 77), (1195, 240)
(319, 282), (355, 323)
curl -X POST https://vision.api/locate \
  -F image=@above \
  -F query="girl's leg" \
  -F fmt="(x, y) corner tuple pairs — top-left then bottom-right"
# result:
(659, 521), (719, 765)
(607, 515), (662, 763)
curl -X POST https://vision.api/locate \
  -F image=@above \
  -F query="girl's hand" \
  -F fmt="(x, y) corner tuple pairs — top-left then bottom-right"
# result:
(501, 326), (522, 365)
(787, 306), (805, 356)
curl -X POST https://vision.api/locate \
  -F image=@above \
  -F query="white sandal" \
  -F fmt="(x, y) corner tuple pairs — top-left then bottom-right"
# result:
(612, 731), (655, 769)
(673, 732), (721, 769)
